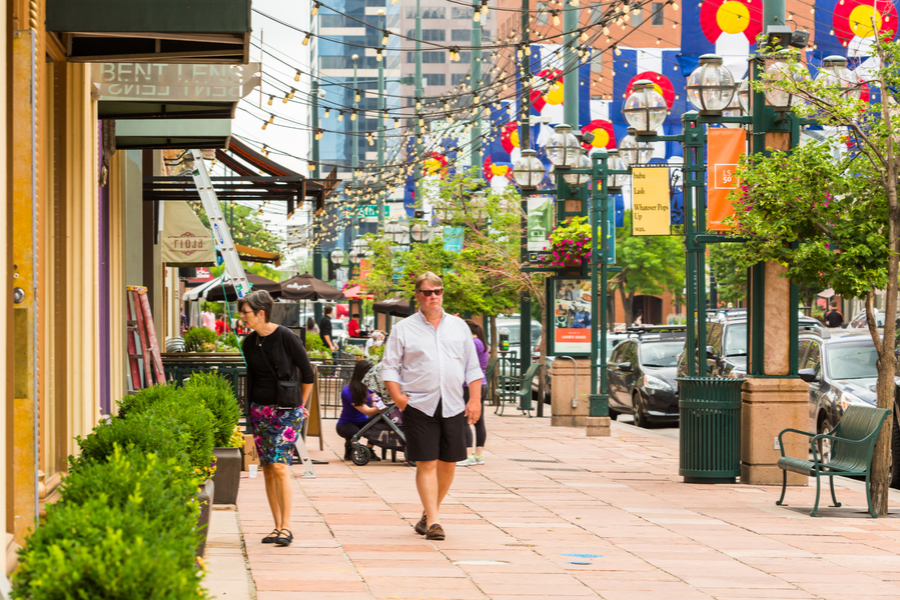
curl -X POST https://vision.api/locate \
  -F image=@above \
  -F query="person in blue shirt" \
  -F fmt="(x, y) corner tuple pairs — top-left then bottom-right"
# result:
(336, 360), (383, 461)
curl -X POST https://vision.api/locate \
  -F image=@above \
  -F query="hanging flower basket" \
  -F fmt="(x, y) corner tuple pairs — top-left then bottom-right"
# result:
(542, 216), (592, 267)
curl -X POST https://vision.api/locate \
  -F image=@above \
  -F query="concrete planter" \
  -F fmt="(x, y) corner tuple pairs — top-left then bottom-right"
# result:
(212, 447), (241, 505)
(196, 478), (215, 557)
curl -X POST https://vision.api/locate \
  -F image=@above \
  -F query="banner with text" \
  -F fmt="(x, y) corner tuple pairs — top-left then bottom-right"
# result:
(707, 128), (746, 231)
(551, 278), (592, 355)
(631, 166), (671, 236)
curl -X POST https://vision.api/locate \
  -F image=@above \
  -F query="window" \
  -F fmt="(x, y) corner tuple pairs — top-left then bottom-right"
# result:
(452, 6), (474, 18)
(320, 14), (353, 27)
(651, 2), (665, 25)
(406, 29), (446, 41)
(631, 9), (643, 26)
(451, 73), (466, 85)
(422, 7), (445, 18)
(591, 51), (603, 74)
(458, 51), (472, 63)
(536, 1), (549, 25)
(406, 51), (446, 63)
(451, 29), (471, 42)
(423, 73), (446, 86)
(803, 342), (821, 373)
(405, 7), (416, 18)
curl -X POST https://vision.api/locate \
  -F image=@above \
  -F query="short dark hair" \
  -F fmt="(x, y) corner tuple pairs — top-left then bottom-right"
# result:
(830, 300), (839, 308)
(352, 313), (360, 319)
(237, 290), (274, 323)
(324, 306), (333, 315)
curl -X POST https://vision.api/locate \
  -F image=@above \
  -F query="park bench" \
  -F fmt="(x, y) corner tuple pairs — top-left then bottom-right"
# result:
(776, 405), (890, 518)
(495, 362), (541, 417)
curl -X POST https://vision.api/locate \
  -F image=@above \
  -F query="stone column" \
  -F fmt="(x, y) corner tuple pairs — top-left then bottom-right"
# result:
(550, 359), (592, 427)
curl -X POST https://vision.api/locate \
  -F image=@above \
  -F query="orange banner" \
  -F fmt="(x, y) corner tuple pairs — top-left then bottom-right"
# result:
(707, 128), (746, 231)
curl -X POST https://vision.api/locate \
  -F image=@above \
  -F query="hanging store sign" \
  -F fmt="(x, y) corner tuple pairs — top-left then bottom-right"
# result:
(707, 128), (746, 231)
(527, 196), (554, 252)
(92, 63), (261, 101)
(631, 166), (671, 236)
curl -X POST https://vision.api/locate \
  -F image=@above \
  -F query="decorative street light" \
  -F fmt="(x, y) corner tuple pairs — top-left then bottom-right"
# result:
(816, 55), (862, 100)
(623, 80), (668, 135)
(686, 54), (736, 115)
(329, 249), (345, 265)
(349, 250), (364, 264)
(559, 151), (592, 186)
(618, 127), (653, 166)
(763, 51), (809, 111)
(606, 150), (628, 190)
(410, 222), (430, 242)
(546, 124), (582, 168)
(513, 149), (546, 188)
(737, 78), (750, 113)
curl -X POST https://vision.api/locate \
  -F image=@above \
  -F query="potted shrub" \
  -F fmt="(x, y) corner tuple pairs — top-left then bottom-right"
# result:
(183, 326), (218, 353)
(543, 216), (592, 267)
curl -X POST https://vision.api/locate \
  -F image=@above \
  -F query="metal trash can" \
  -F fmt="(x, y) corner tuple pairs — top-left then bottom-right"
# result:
(677, 377), (746, 484)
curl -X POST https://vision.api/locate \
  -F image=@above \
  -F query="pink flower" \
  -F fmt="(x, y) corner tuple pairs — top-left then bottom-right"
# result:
(261, 405), (275, 419)
(283, 428), (297, 443)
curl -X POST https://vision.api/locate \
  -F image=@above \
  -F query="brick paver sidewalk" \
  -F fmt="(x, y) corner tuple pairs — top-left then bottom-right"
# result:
(223, 413), (900, 600)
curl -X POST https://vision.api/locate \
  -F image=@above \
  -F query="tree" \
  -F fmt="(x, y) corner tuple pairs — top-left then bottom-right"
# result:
(613, 211), (685, 325)
(709, 244), (747, 306)
(728, 42), (900, 513)
(191, 201), (283, 255)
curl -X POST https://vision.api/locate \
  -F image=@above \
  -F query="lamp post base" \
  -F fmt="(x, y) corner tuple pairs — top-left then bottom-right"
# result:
(586, 416), (611, 437)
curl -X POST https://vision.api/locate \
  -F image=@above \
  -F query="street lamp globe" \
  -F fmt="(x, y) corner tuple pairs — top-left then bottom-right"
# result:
(737, 78), (750, 113)
(816, 55), (861, 100)
(607, 150), (629, 190)
(562, 152), (592, 186)
(763, 52), (809, 111)
(686, 55), (736, 114)
(513, 149), (545, 188)
(546, 124), (582, 168)
(618, 127), (653, 166)
(623, 80), (668, 134)
(329, 249), (345, 265)
(349, 250), (363, 264)
(410, 222), (429, 242)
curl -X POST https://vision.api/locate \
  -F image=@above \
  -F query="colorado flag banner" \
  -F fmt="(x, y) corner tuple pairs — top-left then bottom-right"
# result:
(678, 0), (762, 79)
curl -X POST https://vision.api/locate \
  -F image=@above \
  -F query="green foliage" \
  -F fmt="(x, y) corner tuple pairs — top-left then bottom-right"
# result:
(73, 412), (190, 471)
(145, 399), (216, 474)
(193, 200), (281, 254)
(183, 326), (218, 352)
(545, 216), (591, 266)
(115, 384), (181, 419)
(708, 244), (747, 306)
(183, 372), (242, 447)
(219, 332), (240, 351)
(614, 211), (686, 323)
(13, 448), (206, 600)
(305, 331), (332, 361)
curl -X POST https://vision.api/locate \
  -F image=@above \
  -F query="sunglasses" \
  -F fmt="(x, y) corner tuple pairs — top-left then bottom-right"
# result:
(417, 288), (444, 297)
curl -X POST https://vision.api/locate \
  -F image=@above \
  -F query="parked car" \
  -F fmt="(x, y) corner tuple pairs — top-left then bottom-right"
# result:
(797, 329), (900, 488)
(607, 326), (686, 427)
(848, 309), (886, 331)
(676, 315), (826, 379)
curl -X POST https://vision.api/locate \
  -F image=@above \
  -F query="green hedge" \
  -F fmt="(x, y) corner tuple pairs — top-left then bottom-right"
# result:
(13, 448), (207, 599)
(13, 372), (242, 599)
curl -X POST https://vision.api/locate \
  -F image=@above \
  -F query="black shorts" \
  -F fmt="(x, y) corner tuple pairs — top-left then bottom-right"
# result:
(402, 398), (467, 463)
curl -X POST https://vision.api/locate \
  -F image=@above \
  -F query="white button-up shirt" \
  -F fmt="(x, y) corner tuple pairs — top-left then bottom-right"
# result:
(381, 309), (484, 417)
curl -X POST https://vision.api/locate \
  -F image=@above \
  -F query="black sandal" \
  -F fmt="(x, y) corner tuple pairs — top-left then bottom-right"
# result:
(275, 529), (293, 546)
(262, 529), (281, 544)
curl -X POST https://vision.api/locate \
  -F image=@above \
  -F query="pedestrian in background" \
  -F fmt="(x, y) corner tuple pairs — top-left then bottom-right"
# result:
(824, 300), (844, 329)
(319, 305), (338, 352)
(336, 360), (383, 461)
(458, 320), (489, 467)
(239, 290), (315, 548)
(382, 272), (484, 541)
(305, 316), (319, 335)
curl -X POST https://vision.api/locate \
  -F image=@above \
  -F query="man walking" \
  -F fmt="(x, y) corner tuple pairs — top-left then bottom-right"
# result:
(382, 272), (483, 541)
(319, 306), (338, 352)
(824, 300), (844, 329)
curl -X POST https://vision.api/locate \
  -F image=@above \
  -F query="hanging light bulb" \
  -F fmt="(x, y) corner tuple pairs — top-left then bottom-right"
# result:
(268, 114), (274, 124)
(394, 118), (400, 128)
(416, 98), (422, 110)
(294, 70), (301, 82)
(338, 111), (344, 121)
(261, 120), (268, 130)
(355, 89), (361, 102)
(481, 1), (489, 14)
(351, 110), (357, 121)
(324, 108), (330, 118)
(376, 48), (383, 61)
(474, 10), (481, 22)
(267, 95), (274, 106)
(552, 9), (560, 25)
(303, 32), (311, 46)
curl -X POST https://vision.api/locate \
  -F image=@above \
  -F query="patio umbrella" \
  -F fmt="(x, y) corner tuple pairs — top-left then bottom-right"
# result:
(280, 272), (344, 301)
(204, 273), (283, 302)
(373, 296), (411, 317)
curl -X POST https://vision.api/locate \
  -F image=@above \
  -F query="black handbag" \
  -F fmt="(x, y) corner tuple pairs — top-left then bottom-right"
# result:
(259, 336), (303, 409)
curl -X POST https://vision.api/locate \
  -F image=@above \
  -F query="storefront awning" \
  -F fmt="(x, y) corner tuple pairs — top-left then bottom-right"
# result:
(160, 201), (215, 267)
(46, 0), (251, 63)
(235, 244), (281, 267)
(115, 119), (232, 150)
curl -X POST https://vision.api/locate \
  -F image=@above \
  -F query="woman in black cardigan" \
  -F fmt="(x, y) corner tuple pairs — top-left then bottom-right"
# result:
(239, 290), (315, 547)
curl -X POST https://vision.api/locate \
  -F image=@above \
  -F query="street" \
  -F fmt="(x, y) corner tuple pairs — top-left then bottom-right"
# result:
(206, 412), (900, 600)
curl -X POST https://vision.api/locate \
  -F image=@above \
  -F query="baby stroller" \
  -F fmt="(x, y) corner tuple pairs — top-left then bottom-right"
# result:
(351, 362), (414, 466)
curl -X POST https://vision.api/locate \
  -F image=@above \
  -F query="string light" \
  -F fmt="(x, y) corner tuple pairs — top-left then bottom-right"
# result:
(294, 70), (301, 82)
(311, 1), (320, 15)
(324, 108), (330, 118)
(267, 95), (274, 106)
(302, 32), (311, 46)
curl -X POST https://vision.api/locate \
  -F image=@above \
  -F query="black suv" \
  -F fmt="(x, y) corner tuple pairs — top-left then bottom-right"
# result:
(677, 315), (826, 379)
(607, 326), (686, 427)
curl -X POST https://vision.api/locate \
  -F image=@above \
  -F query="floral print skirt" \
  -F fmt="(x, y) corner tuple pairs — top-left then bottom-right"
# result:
(249, 403), (304, 466)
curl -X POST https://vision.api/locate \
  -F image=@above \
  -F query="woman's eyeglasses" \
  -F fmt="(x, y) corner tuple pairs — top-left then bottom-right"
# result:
(417, 288), (444, 297)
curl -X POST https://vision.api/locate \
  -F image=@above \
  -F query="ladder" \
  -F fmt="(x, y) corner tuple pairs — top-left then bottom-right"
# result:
(189, 149), (250, 298)
(126, 285), (166, 389)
